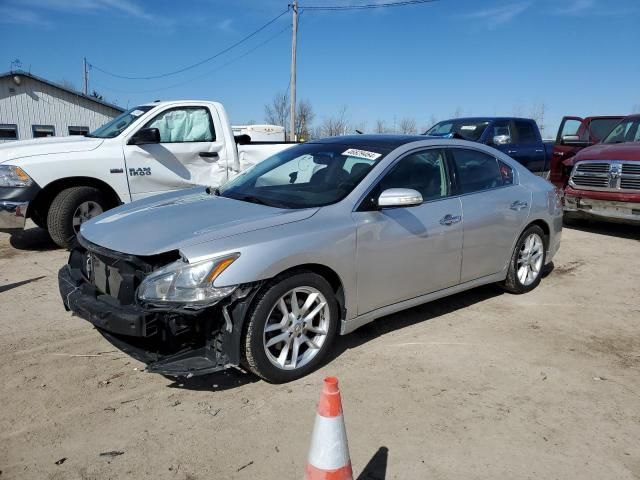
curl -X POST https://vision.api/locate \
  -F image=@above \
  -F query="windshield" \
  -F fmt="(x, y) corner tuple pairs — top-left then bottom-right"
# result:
(88, 105), (155, 138)
(425, 120), (489, 141)
(602, 118), (640, 144)
(219, 143), (389, 209)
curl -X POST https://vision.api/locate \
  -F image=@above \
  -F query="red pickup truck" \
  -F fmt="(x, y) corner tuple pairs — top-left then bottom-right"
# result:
(564, 114), (640, 225)
(549, 115), (624, 188)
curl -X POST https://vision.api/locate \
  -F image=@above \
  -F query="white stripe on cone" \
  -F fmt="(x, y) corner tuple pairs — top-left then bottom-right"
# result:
(307, 414), (351, 471)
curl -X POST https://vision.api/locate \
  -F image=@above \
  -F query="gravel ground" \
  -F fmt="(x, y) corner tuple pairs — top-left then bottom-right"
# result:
(0, 221), (639, 479)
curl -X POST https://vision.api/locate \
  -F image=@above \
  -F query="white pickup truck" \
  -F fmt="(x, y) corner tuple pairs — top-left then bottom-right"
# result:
(0, 100), (296, 248)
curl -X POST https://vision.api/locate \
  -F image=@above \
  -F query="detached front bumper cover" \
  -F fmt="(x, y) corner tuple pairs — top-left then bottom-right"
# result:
(59, 264), (258, 376)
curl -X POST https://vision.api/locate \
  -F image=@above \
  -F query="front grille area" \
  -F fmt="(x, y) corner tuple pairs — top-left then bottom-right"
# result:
(622, 163), (640, 175)
(576, 162), (610, 174)
(571, 175), (609, 188)
(570, 161), (640, 192)
(621, 177), (640, 190)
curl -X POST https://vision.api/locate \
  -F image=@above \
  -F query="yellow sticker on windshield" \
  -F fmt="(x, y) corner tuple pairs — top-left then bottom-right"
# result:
(342, 148), (381, 161)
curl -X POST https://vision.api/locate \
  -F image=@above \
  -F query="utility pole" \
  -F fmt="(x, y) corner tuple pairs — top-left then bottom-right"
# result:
(289, 1), (298, 141)
(83, 57), (89, 96)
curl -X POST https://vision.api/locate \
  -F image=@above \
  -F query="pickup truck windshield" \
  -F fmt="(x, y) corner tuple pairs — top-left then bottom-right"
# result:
(426, 120), (489, 141)
(220, 143), (389, 209)
(602, 118), (640, 144)
(88, 105), (155, 138)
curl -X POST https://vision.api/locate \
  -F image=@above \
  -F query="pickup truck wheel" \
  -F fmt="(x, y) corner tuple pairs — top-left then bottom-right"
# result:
(501, 225), (546, 294)
(241, 272), (339, 383)
(47, 187), (106, 249)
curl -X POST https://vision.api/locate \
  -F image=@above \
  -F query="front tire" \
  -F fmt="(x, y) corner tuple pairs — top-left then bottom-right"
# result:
(241, 272), (339, 383)
(501, 225), (547, 294)
(47, 187), (106, 249)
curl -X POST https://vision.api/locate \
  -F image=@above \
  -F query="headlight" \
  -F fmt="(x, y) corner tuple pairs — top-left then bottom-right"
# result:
(0, 166), (33, 187)
(138, 253), (239, 304)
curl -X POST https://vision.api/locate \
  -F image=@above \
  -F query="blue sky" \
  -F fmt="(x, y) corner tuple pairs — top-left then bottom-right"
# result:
(1, 0), (639, 136)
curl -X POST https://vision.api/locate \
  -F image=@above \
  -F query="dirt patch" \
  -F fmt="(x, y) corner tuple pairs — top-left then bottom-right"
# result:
(585, 334), (640, 369)
(552, 260), (585, 276)
(1, 225), (639, 479)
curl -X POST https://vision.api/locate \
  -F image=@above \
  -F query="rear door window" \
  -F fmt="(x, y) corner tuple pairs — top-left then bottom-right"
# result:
(450, 148), (503, 194)
(514, 121), (538, 144)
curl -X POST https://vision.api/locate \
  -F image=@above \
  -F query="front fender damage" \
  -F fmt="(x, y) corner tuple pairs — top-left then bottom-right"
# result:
(59, 258), (262, 377)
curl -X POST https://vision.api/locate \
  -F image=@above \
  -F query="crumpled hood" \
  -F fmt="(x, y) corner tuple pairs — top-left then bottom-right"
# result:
(80, 187), (318, 256)
(0, 136), (104, 164)
(576, 142), (640, 162)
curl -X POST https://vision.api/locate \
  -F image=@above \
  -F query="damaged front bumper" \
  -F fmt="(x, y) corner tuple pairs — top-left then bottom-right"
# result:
(58, 254), (259, 377)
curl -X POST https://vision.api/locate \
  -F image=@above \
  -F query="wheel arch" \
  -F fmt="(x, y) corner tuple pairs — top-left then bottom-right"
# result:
(29, 176), (123, 222)
(268, 263), (347, 321)
(525, 218), (551, 247)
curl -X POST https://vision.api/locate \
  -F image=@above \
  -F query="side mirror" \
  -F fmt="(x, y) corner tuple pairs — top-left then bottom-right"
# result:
(561, 134), (592, 146)
(378, 188), (423, 208)
(129, 127), (160, 145)
(492, 134), (511, 146)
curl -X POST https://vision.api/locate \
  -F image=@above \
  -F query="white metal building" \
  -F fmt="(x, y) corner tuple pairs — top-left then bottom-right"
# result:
(0, 71), (124, 143)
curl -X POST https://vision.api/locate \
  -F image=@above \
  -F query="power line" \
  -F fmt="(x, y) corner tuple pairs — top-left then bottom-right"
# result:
(90, 7), (290, 80)
(300, 0), (438, 11)
(92, 24), (292, 95)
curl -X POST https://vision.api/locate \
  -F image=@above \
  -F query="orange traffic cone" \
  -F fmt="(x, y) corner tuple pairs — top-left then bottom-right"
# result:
(304, 377), (353, 480)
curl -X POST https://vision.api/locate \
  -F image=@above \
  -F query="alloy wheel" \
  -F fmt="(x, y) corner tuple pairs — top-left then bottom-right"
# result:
(517, 233), (544, 286)
(263, 287), (330, 370)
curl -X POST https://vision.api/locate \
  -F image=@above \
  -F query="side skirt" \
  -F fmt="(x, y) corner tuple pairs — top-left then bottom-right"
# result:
(340, 271), (506, 335)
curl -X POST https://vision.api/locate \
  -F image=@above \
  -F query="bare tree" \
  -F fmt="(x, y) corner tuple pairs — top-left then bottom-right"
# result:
(399, 117), (417, 134)
(295, 99), (315, 141)
(632, 104), (640, 113)
(374, 119), (387, 134)
(452, 107), (463, 119)
(530, 101), (547, 137)
(264, 92), (290, 138)
(318, 106), (350, 137)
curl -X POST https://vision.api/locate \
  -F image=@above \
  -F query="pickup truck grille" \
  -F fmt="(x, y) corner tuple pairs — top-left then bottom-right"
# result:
(570, 161), (640, 192)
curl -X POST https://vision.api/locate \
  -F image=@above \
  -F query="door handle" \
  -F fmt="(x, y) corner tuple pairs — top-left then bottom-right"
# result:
(199, 151), (219, 158)
(507, 150), (517, 155)
(439, 214), (462, 226)
(553, 152), (564, 157)
(535, 149), (544, 153)
(510, 200), (528, 211)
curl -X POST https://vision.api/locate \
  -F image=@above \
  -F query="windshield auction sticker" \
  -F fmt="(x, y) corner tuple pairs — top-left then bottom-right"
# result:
(342, 148), (382, 161)
(130, 110), (145, 117)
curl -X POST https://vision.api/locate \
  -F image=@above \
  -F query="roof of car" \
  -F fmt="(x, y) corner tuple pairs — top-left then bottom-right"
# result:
(439, 117), (535, 123)
(309, 134), (426, 150)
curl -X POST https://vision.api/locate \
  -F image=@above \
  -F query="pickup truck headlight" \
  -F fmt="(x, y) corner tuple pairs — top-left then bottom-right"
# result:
(138, 254), (239, 305)
(0, 166), (33, 187)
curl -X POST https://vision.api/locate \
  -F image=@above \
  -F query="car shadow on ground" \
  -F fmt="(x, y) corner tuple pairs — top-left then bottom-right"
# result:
(8, 227), (59, 251)
(165, 367), (260, 392)
(168, 284), (508, 392)
(328, 284), (505, 365)
(563, 219), (640, 241)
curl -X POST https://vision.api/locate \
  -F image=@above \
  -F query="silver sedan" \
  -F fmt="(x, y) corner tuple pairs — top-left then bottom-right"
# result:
(59, 136), (563, 383)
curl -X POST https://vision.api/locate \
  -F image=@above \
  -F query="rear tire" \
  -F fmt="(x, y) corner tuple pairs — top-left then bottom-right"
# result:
(501, 225), (547, 294)
(47, 187), (106, 249)
(241, 272), (339, 383)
